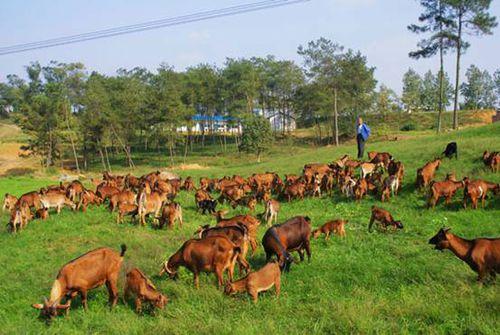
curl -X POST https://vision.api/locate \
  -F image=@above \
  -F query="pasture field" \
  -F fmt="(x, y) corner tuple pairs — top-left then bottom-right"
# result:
(0, 123), (499, 334)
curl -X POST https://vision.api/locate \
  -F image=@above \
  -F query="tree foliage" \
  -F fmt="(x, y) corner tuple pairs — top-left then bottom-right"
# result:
(239, 114), (273, 162)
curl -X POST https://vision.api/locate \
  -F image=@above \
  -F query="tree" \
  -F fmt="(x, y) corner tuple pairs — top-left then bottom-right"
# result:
(401, 68), (423, 112)
(460, 65), (496, 109)
(408, 0), (455, 132)
(374, 84), (401, 114)
(447, 0), (497, 129)
(421, 71), (439, 111)
(239, 114), (273, 162)
(252, 56), (304, 133)
(298, 38), (376, 145)
(494, 69), (500, 106)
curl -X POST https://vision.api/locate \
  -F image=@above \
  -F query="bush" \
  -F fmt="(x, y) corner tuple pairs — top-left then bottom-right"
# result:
(400, 123), (417, 131)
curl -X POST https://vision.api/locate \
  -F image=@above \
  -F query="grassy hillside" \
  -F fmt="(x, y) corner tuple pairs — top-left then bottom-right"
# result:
(0, 123), (499, 334)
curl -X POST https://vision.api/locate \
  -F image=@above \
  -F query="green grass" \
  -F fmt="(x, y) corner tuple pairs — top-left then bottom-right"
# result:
(0, 123), (499, 334)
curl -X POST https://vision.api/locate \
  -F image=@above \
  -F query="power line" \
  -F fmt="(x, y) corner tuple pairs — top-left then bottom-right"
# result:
(0, 0), (310, 56)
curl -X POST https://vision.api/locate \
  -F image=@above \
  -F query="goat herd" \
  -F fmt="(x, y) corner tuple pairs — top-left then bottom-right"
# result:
(2, 146), (499, 322)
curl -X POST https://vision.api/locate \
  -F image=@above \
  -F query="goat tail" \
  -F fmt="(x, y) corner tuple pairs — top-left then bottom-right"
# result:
(120, 244), (127, 257)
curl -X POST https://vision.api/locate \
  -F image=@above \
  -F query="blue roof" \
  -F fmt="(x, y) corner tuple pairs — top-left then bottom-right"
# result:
(192, 114), (235, 122)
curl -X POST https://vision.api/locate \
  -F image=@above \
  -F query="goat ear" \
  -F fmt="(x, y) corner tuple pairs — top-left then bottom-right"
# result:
(32, 303), (44, 309)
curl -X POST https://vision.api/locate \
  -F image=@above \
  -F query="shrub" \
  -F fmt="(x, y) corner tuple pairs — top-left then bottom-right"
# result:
(400, 123), (417, 131)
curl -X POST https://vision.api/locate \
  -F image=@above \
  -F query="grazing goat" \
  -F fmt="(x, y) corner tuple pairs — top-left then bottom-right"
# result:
(39, 193), (76, 213)
(116, 203), (138, 224)
(137, 190), (168, 226)
(159, 236), (240, 288)
(224, 262), (281, 303)
(429, 228), (499, 283)
(214, 211), (261, 255)
(3, 193), (18, 212)
(197, 224), (251, 275)
(442, 142), (458, 159)
(482, 150), (499, 172)
(32, 245), (126, 321)
(124, 268), (168, 314)
(368, 206), (403, 232)
(182, 177), (195, 191)
(66, 180), (85, 204)
(158, 202), (183, 229)
(312, 219), (347, 239)
(79, 190), (102, 212)
(36, 208), (49, 220)
(462, 178), (499, 209)
(109, 190), (136, 212)
(354, 178), (368, 201)
(198, 199), (217, 214)
(283, 181), (306, 202)
(17, 191), (42, 210)
(8, 201), (32, 233)
(262, 216), (312, 271)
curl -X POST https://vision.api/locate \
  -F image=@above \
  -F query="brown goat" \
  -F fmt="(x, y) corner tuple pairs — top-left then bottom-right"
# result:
(416, 159), (441, 189)
(429, 228), (499, 283)
(109, 189), (136, 212)
(32, 245), (126, 320)
(197, 224), (251, 275)
(462, 178), (499, 209)
(214, 211), (261, 255)
(17, 191), (42, 210)
(159, 236), (240, 288)
(224, 262), (281, 303)
(96, 183), (121, 202)
(428, 178), (464, 208)
(368, 151), (393, 168)
(158, 202), (183, 229)
(124, 268), (168, 314)
(381, 175), (399, 202)
(40, 193), (76, 213)
(263, 199), (280, 227)
(66, 180), (85, 204)
(79, 190), (103, 212)
(137, 190), (168, 226)
(482, 150), (499, 172)
(283, 181), (306, 202)
(3, 193), (18, 212)
(182, 176), (195, 191)
(368, 206), (403, 232)
(354, 178), (368, 201)
(116, 203), (138, 224)
(312, 219), (347, 239)
(36, 208), (49, 220)
(8, 201), (32, 233)
(262, 216), (312, 271)
(388, 160), (404, 188)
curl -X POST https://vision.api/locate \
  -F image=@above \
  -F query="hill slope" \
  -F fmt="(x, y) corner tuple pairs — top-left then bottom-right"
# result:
(0, 123), (498, 334)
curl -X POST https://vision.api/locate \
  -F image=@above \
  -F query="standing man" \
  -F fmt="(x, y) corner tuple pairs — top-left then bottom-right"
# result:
(356, 116), (370, 159)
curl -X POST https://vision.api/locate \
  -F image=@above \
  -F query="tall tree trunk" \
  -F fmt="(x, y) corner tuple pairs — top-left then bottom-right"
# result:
(333, 88), (339, 146)
(98, 144), (107, 172)
(452, 9), (463, 130)
(104, 146), (112, 172)
(437, 1), (444, 134)
(47, 129), (53, 167)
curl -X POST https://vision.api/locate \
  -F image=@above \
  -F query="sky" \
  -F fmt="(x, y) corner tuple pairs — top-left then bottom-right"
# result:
(0, 0), (499, 94)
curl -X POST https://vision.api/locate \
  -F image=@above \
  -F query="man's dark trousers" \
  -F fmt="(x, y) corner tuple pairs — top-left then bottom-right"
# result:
(357, 133), (365, 159)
